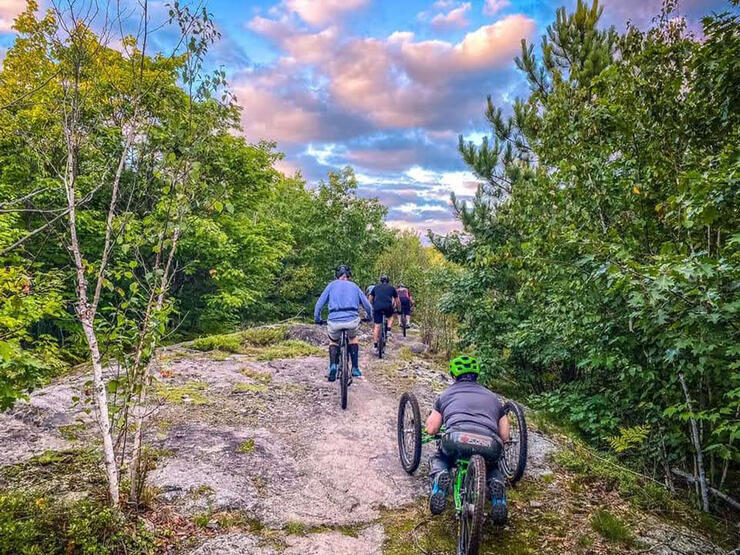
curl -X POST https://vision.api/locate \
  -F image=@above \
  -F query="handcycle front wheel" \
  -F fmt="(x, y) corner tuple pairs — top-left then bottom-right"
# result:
(397, 392), (422, 474)
(458, 454), (486, 555)
(500, 400), (527, 484)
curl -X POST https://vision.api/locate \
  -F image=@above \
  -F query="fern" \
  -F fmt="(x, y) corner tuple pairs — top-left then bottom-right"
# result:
(606, 425), (650, 454)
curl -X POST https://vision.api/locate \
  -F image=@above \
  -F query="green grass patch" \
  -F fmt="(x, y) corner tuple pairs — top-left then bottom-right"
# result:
(237, 439), (255, 454)
(58, 423), (86, 442)
(241, 367), (272, 384)
(233, 382), (268, 394)
(590, 508), (634, 545)
(155, 381), (210, 405)
(253, 340), (322, 361)
(0, 448), (103, 492)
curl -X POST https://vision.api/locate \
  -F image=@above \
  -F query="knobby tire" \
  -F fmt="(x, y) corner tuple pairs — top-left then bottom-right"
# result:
(501, 400), (527, 483)
(397, 392), (422, 473)
(340, 333), (349, 409)
(458, 455), (486, 555)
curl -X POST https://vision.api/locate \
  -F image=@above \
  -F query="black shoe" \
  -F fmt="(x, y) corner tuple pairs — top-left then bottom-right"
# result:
(429, 471), (451, 515)
(489, 478), (508, 525)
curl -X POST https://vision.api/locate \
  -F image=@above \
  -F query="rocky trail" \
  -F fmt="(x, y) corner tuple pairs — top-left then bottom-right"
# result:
(0, 324), (734, 554)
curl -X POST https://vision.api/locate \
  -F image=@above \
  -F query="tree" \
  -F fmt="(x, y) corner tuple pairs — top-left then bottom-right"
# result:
(442, 0), (739, 511)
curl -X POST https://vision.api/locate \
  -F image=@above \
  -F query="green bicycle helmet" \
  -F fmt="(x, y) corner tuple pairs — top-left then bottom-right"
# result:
(449, 355), (481, 378)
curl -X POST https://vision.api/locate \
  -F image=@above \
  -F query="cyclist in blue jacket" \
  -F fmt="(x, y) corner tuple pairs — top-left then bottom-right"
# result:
(314, 265), (373, 380)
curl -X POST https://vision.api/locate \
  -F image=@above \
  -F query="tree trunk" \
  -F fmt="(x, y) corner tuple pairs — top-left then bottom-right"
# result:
(64, 144), (120, 505)
(678, 372), (709, 512)
(129, 227), (180, 507)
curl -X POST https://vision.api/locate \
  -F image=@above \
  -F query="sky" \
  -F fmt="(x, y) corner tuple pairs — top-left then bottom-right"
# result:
(0, 0), (732, 237)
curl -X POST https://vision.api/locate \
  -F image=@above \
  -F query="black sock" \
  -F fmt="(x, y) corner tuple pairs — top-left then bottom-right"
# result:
(329, 345), (339, 366)
(349, 343), (359, 369)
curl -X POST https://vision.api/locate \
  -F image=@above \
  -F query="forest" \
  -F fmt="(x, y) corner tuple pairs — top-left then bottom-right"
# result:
(0, 0), (737, 552)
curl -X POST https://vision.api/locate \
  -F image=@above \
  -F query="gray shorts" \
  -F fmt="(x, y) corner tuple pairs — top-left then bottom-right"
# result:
(327, 318), (360, 341)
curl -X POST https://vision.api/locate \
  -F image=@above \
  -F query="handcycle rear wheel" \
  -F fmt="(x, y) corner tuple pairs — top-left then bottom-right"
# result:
(397, 392), (422, 473)
(500, 400), (527, 484)
(457, 454), (486, 555)
(340, 333), (349, 410)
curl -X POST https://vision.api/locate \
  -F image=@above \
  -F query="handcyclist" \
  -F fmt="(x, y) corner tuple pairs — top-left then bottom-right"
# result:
(426, 355), (510, 524)
(368, 275), (398, 353)
(396, 283), (413, 326)
(314, 265), (373, 381)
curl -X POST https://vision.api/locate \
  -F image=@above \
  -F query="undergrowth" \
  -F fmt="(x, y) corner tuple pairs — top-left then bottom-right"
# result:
(190, 326), (322, 360)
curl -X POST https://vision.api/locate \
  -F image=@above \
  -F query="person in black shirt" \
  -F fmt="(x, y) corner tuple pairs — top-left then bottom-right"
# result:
(368, 275), (398, 351)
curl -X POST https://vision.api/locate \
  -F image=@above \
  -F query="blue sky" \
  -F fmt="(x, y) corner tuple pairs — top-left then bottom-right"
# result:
(0, 0), (731, 235)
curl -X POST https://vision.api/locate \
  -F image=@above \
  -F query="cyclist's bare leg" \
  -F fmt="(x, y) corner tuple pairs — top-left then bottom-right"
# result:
(373, 323), (381, 344)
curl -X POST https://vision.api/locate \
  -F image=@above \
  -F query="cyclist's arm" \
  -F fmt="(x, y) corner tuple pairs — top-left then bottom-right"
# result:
(498, 415), (510, 443)
(426, 410), (443, 435)
(313, 285), (330, 322)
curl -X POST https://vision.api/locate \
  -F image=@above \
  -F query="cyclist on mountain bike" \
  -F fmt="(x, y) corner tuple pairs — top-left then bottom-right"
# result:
(396, 283), (413, 326)
(426, 355), (510, 524)
(368, 275), (398, 353)
(314, 265), (373, 381)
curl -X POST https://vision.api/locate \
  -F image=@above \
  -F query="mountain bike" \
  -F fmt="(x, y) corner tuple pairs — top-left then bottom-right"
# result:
(318, 321), (351, 409)
(397, 393), (527, 555)
(399, 309), (408, 337)
(377, 313), (388, 358)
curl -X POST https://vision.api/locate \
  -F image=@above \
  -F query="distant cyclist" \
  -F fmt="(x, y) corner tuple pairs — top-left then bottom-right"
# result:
(396, 283), (413, 326)
(426, 355), (510, 524)
(314, 265), (373, 380)
(368, 275), (398, 353)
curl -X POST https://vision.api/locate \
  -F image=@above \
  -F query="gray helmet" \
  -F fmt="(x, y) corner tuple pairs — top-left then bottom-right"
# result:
(335, 265), (352, 278)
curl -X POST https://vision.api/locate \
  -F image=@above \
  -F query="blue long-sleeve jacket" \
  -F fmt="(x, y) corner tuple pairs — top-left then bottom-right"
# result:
(314, 279), (373, 323)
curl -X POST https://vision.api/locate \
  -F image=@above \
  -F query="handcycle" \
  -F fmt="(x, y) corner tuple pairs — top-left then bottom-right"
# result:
(397, 392), (528, 555)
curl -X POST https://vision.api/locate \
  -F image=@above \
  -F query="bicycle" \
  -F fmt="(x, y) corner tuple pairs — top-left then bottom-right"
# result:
(318, 321), (351, 410)
(377, 313), (388, 358)
(397, 393), (528, 555)
(399, 309), (408, 337)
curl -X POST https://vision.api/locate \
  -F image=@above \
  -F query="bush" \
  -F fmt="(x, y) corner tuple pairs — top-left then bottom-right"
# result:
(0, 489), (153, 554)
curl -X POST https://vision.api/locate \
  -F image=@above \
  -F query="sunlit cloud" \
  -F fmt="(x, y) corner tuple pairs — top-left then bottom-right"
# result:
(483, 0), (510, 17)
(0, 0), (26, 33)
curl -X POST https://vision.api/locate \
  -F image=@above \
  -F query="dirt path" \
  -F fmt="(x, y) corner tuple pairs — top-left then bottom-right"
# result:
(0, 324), (732, 554)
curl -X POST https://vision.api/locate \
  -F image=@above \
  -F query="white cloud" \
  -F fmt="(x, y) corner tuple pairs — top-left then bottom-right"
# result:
(0, 0), (25, 33)
(285, 0), (369, 26)
(483, 0), (510, 17)
(430, 2), (471, 31)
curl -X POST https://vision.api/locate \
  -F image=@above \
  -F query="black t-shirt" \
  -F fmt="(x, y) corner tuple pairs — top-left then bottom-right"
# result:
(433, 380), (505, 436)
(371, 283), (397, 310)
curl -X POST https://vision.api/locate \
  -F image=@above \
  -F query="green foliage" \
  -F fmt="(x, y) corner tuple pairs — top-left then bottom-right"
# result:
(590, 509), (634, 545)
(443, 0), (740, 507)
(607, 425), (650, 454)
(155, 381), (210, 405)
(374, 231), (459, 355)
(0, 489), (153, 554)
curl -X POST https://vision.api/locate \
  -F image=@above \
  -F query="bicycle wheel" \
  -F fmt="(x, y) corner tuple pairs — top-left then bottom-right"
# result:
(501, 400), (527, 484)
(401, 314), (407, 337)
(378, 316), (386, 358)
(457, 455), (486, 555)
(340, 334), (349, 410)
(397, 392), (422, 473)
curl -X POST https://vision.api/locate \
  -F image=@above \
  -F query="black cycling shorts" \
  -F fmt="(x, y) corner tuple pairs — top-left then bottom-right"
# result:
(373, 306), (394, 324)
(400, 299), (411, 315)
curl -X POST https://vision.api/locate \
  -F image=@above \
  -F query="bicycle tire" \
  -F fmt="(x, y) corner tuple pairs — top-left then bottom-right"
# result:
(501, 400), (527, 484)
(378, 316), (386, 358)
(458, 455), (486, 555)
(397, 392), (422, 473)
(401, 314), (407, 337)
(340, 333), (349, 410)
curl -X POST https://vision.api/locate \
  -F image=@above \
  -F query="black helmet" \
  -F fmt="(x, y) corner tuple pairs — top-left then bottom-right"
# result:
(335, 265), (352, 278)
(398, 283), (406, 288)
(380, 275), (390, 283)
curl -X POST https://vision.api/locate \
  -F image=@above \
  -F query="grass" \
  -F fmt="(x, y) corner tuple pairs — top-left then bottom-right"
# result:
(233, 382), (268, 394)
(590, 508), (634, 545)
(190, 326), (321, 361)
(155, 381), (210, 405)
(241, 367), (272, 384)
(237, 439), (255, 454)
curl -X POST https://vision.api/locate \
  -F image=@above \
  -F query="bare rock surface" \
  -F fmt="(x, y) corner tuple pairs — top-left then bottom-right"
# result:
(0, 324), (729, 554)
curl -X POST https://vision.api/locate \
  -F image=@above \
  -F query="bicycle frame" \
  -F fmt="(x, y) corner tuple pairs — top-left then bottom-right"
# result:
(421, 429), (470, 515)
